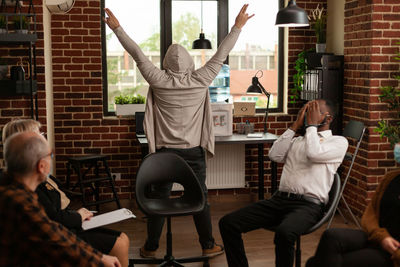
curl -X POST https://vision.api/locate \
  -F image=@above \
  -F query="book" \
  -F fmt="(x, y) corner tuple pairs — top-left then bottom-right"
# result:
(82, 208), (136, 231)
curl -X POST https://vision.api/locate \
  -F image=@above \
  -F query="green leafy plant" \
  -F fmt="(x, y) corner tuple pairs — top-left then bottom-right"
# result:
(375, 42), (400, 147)
(114, 94), (146, 105)
(13, 15), (30, 30)
(290, 48), (314, 103)
(0, 15), (7, 29)
(308, 4), (326, 44)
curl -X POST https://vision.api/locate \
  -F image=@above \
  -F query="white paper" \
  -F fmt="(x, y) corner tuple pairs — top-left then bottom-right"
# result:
(82, 208), (136, 231)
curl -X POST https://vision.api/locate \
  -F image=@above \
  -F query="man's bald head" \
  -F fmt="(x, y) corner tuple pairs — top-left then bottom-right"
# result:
(4, 132), (50, 177)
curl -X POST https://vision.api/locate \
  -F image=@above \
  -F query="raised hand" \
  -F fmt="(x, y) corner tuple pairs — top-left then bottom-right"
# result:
(290, 103), (308, 132)
(104, 8), (120, 30)
(234, 4), (255, 29)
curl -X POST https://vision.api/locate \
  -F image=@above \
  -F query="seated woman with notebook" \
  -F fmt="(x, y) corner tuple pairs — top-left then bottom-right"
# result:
(1, 119), (130, 267)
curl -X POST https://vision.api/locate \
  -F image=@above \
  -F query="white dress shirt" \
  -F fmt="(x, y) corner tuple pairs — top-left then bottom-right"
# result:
(269, 127), (348, 203)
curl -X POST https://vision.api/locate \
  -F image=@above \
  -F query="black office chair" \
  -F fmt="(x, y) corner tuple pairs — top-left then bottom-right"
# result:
(130, 152), (209, 267)
(267, 173), (341, 267)
(327, 120), (366, 229)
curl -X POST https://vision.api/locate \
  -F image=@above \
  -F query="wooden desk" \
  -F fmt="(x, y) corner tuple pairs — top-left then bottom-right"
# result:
(137, 133), (279, 200)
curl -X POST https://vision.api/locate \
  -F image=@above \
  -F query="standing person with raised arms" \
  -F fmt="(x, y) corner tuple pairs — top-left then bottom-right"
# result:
(104, 4), (254, 258)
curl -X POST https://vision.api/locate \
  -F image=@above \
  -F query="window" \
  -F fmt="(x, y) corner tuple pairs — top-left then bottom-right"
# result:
(102, 0), (160, 114)
(102, 0), (283, 115)
(228, 0), (281, 111)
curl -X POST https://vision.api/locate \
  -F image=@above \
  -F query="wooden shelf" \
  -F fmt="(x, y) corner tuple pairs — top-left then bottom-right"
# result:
(0, 33), (37, 43)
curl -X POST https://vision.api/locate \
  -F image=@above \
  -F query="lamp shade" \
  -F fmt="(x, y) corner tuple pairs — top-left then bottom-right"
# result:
(192, 33), (212, 49)
(247, 77), (262, 94)
(275, 0), (309, 27)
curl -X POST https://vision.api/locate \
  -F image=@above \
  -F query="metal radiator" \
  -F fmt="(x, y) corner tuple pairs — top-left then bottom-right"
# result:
(173, 144), (245, 190)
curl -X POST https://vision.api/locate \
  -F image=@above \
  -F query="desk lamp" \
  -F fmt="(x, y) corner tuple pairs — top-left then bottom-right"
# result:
(247, 70), (271, 133)
(275, 0), (309, 27)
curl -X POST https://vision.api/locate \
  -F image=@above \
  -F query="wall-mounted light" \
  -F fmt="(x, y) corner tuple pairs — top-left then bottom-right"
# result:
(275, 0), (309, 27)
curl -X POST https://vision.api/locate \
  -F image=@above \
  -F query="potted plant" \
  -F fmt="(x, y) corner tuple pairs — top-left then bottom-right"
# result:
(13, 15), (30, 34)
(114, 94), (146, 116)
(375, 42), (400, 149)
(290, 48), (315, 103)
(0, 15), (7, 34)
(308, 4), (326, 53)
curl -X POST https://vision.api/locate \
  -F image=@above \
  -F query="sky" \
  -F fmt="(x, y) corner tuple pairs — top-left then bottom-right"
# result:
(105, 0), (279, 52)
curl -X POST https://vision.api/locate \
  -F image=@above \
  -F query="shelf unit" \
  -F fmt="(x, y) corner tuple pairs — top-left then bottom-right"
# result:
(301, 53), (344, 134)
(0, 11), (38, 119)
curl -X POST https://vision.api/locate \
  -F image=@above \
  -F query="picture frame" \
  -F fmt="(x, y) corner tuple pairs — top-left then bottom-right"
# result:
(211, 103), (233, 136)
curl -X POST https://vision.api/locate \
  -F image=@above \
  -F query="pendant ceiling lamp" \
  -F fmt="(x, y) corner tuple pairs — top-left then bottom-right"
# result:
(275, 0), (309, 27)
(192, 0), (212, 49)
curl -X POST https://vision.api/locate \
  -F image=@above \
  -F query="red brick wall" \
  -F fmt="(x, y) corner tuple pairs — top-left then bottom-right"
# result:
(0, 0), (46, 146)
(342, 0), (400, 216)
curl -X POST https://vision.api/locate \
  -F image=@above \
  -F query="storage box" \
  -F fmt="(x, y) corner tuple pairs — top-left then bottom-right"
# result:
(211, 103), (233, 136)
(233, 102), (256, 116)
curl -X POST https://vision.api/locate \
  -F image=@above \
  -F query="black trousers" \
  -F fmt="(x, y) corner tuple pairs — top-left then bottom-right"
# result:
(144, 146), (215, 250)
(219, 195), (323, 267)
(306, 228), (393, 267)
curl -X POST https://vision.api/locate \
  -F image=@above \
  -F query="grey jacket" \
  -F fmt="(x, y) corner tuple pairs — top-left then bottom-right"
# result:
(113, 26), (241, 157)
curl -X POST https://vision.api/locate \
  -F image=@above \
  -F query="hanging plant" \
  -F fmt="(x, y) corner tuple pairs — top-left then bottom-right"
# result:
(290, 48), (314, 103)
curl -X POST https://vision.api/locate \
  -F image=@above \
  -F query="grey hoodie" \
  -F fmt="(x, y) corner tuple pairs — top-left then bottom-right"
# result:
(113, 26), (241, 157)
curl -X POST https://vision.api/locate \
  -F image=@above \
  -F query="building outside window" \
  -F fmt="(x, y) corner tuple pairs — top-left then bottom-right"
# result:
(102, 0), (281, 114)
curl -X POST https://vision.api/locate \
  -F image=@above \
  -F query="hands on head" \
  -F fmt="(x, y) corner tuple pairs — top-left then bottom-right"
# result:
(104, 8), (120, 30)
(290, 100), (330, 132)
(234, 4), (255, 29)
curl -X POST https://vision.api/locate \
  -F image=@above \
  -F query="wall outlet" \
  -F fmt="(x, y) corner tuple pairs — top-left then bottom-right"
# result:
(111, 173), (121, 181)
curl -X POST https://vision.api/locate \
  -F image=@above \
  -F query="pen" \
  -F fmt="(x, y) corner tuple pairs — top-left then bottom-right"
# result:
(89, 210), (98, 214)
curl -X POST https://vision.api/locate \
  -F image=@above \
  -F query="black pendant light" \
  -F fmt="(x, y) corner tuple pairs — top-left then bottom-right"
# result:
(275, 0), (309, 27)
(192, 0), (212, 49)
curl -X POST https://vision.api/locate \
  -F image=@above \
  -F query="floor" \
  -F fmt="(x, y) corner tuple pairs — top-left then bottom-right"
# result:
(106, 195), (357, 267)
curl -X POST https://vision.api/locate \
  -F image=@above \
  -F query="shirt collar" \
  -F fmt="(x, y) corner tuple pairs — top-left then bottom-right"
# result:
(317, 129), (332, 138)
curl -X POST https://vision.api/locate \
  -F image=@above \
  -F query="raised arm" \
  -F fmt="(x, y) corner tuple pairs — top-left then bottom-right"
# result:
(193, 4), (254, 85)
(104, 8), (166, 85)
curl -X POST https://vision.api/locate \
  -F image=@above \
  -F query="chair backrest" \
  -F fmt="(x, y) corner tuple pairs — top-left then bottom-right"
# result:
(135, 152), (205, 217)
(343, 120), (365, 142)
(304, 172), (341, 235)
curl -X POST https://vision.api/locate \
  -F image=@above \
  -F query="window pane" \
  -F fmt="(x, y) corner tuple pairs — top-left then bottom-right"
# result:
(172, 1), (218, 69)
(229, 0), (279, 109)
(105, 0), (160, 112)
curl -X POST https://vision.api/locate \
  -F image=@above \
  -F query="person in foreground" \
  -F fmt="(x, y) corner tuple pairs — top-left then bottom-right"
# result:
(104, 4), (254, 258)
(306, 168), (400, 267)
(0, 131), (121, 267)
(219, 99), (348, 267)
(1, 119), (130, 267)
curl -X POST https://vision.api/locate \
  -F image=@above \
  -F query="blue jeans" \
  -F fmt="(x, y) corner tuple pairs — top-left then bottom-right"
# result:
(144, 146), (215, 250)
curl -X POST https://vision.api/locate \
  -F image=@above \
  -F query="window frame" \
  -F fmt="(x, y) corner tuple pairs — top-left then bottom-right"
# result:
(101, 0), (284, 116)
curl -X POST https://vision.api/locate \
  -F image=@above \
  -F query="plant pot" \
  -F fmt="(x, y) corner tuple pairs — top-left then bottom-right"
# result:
(316, 43), (326, 53)
(115, 103), (145, 116)
(15, 29), (28, 34)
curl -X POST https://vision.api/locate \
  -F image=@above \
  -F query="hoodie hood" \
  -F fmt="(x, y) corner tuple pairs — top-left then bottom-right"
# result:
(163, 44), (195, 73)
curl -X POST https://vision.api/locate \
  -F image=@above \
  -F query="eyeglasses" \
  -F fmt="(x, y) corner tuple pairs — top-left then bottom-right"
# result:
(42, 150), (54, 160)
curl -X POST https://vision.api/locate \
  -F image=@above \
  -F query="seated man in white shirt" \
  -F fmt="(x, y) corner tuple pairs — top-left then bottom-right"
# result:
(219, 99), (348, 267)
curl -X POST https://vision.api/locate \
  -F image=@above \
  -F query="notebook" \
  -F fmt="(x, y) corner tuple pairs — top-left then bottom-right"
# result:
(82, 208), (136, 230)
(135, 112), (146, 138)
